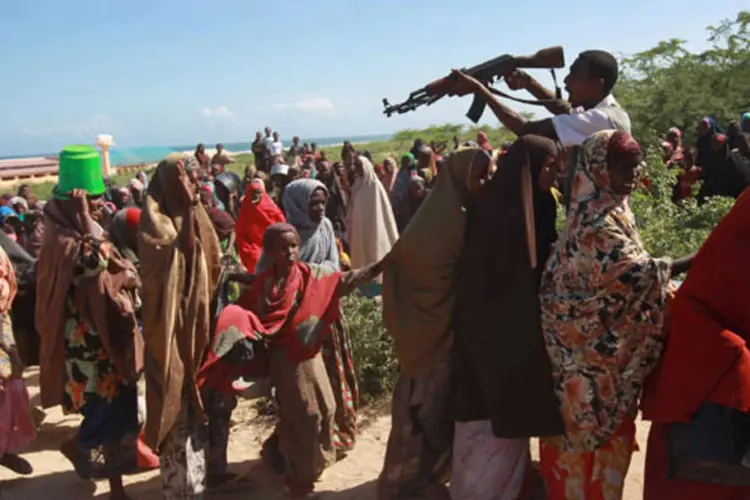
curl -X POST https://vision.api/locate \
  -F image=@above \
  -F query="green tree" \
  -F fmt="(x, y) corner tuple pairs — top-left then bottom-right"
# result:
(617, 11), (750, 143)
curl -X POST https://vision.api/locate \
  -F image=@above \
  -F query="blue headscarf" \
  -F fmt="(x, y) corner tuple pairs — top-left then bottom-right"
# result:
(696, 116), (722, 167)
(0, 206), (18, 223)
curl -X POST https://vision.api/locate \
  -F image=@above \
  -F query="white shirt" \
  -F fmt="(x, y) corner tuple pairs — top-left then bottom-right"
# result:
(551, 94), (631, 147)
(269, 140), (284, 156)
(263, 136), (274, 153)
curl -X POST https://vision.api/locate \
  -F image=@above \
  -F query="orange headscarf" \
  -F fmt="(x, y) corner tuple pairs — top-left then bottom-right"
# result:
(235, 179), (285, 272)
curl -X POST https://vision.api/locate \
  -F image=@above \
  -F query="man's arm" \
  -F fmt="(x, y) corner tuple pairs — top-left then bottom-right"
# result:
(505, 70), (571, 116)
(467, 80), (559, 139)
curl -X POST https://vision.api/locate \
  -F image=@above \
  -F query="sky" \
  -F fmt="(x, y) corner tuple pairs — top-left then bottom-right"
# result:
(0, 1), (746, 156)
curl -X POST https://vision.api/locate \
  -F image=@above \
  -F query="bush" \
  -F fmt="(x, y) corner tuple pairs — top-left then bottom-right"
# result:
(341, 295), (398, 404)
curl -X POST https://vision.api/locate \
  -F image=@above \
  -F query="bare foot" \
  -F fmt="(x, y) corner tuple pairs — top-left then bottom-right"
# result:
(0, 454), (33, 475)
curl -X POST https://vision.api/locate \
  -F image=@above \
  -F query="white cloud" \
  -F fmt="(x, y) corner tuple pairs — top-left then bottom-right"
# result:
(273, 98), (335, 111)
(199, 106), (233, 117)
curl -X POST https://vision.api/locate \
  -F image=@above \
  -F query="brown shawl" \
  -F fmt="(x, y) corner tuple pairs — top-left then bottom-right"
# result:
(36, 196), (141, 408)
(452, 135), (564, 438)
(139, 155), (221, 450)
(382, 148), (484, 376)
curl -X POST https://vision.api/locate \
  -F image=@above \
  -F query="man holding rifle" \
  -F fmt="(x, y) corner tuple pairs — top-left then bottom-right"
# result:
(452, 50), (631, 209)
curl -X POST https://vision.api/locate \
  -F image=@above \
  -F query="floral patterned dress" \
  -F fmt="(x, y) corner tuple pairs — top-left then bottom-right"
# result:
(63, 247), (140, 480)
(538, 131), (674, 499)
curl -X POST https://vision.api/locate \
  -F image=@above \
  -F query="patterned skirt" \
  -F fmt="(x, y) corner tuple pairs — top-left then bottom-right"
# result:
(321, 319), (359, 453)
(540, 417), (636, 500)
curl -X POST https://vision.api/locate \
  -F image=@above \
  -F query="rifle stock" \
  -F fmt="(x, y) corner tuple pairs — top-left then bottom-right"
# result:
(383, 46), (566, 121)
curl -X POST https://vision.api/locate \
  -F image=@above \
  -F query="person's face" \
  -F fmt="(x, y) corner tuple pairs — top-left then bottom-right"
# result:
(607, 152), (642, 195)
(698, 120), (710, 136)
(256, 132), (262, 140)
(271, 231), (299, 272)
(408, 181), (425, 199)
(666, 133), (679, 148)
(400, 157), (412, 171)
(87, 195), (105, 221)
(309, 189), (327, 223)
(265, 128), (271, 136)
(537, 153), (560, 192)
(467, 152), (492, 198)
(334, 163), (345, 178)
(273, 132), (279, 141)
(20, 187), (30, 199)
(217, 145), (223, 153)
(12, 203), (26, 215)
(564, 57), (598, 108)
(270, 174), (287, 188)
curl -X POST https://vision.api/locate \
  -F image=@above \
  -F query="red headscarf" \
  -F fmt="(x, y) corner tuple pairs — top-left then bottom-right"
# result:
(197, 226), (342, 394)
(235, 179), (285, 272)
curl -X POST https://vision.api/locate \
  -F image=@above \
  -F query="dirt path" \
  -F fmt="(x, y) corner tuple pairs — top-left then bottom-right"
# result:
(0, 369), (649, 499)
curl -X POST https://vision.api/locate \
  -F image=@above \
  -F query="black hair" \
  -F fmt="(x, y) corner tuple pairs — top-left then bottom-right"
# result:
(579, 50), (619, 95)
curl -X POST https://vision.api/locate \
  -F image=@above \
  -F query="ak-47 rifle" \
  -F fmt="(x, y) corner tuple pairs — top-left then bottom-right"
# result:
(382, 46), (567, 123)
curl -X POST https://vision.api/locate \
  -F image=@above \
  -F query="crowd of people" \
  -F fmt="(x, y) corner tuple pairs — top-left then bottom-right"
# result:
(662, 114), (750, 203)
(0, 47), (747, 500)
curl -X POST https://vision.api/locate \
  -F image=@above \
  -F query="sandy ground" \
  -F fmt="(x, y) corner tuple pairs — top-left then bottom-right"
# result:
(0, 368), (650, 499)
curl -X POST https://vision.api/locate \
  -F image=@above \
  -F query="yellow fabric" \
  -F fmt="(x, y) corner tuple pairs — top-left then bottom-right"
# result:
(382, 148), (483, 376)
(138, 154), (222, 449)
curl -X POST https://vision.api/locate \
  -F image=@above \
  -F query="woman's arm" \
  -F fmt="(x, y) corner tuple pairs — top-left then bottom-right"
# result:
(671, 253), (695, 277)
(336, 260), (384, 297)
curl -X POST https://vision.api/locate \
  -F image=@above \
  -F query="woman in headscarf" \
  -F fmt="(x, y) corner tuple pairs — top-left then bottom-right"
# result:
(317, 162), (348, 238)
(666, 127), (685, 166)
(199, 190), (236, 256)
(393, 175), (428, 233)
(347, 156), (399, 294)
(392, 153), (416, 201)
(695, 116), (721, 168)
(108, 208), (142, 268)
(235, 179), (285, 273)
(417, 146), (438, 178)
(379, 146), (492, 500)
(451, 136), (563, 500)
(538, 130), (690, 499)
(0, 244), (36, 476)
(741, 112), (750, 133)
(282, 179), (358, 450)
(476, 130), (492, 152)
(139, 154), (222, 499)
(37, 185), (142, 500)
(200, 223), (382, 498)
(641, 179), (750, 500)
(380, 157), (398, 194)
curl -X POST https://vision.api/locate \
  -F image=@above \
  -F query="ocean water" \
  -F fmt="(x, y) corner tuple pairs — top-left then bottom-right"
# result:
(0, 133), (392, 167)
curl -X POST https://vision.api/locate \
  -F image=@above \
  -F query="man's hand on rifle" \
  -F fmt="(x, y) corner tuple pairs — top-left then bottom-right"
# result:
(450, 69), (484, 96)
(504, 70), (532, 91)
